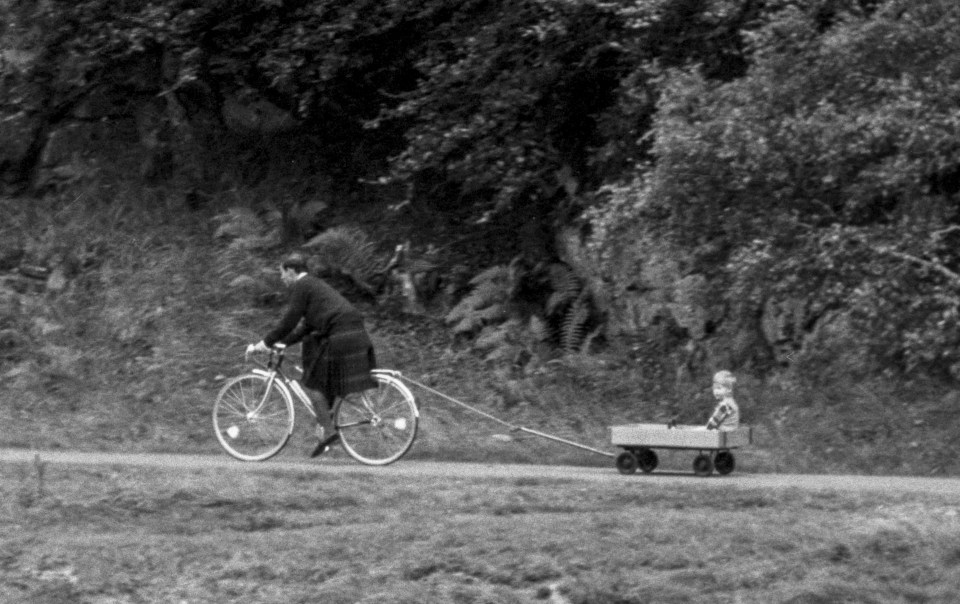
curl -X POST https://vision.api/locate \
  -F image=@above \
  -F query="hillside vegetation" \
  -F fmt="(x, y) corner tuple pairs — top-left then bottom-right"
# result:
(2, 190), (958, 476)
(2, 0), (960, 475)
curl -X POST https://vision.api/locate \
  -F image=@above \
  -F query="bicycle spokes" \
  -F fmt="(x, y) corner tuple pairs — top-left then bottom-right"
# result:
(335, 375), (418, 466)
(214, 368), (418, 466)
(213, 374), (295, 462)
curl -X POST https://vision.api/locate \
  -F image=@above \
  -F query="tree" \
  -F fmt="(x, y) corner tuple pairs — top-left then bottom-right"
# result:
(2, 0), (769, 228)
(589, 0), (960, 377)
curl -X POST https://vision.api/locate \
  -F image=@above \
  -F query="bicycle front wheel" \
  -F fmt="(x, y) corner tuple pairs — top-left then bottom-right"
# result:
(213, 373), (295, 461)
(336, 372), (418, 466)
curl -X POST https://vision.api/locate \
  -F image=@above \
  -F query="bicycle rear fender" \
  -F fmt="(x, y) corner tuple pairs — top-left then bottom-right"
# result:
(372, 370), (419, 418)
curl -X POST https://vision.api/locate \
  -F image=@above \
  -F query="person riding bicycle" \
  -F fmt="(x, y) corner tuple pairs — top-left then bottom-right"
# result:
(248, 252), (378, 457)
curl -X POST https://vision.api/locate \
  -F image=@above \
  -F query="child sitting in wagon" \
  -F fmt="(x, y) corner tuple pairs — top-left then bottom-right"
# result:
(705, 370), (739, 430)
(668, 370), (740, 431)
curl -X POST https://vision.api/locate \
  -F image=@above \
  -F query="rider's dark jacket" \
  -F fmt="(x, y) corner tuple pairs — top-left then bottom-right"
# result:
(263, 274), (377, 397)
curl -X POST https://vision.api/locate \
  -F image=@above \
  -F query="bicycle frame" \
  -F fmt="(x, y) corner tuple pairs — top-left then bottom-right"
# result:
(248, 348), (316, 419)
(247, 348), (411, 425)
(216, 347), (419, 464)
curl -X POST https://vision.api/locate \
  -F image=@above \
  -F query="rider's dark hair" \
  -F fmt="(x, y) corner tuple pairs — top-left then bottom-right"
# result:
(281, 253), (308, 273)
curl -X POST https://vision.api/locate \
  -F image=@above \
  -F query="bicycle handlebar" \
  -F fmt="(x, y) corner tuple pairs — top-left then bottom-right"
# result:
(244, 344), (287, 369)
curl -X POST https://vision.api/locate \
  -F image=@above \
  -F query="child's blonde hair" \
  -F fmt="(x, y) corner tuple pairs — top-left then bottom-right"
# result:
(713, 370), (736, 389)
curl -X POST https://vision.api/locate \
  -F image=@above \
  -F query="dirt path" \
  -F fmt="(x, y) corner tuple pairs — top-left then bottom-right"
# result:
(2, 448), (959, 495)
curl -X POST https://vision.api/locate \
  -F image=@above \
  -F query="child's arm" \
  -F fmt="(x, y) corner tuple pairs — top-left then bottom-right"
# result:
(706, 401), (734, 430)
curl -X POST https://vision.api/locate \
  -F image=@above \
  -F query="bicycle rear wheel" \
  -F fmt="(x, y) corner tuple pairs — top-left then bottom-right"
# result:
(336, 372), (418, 466)
(213, 373), (295, 461)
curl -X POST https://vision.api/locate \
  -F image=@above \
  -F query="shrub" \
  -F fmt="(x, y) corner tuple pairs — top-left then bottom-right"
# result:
(587, 0), (960, 378)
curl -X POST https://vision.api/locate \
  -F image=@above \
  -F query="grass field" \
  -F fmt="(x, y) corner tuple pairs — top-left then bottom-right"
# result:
(3, 457), (960, 604)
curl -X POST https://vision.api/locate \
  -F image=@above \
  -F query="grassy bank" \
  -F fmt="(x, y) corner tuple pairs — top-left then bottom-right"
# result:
(3, 459), (960, 603)
(1, 194), (959, 475)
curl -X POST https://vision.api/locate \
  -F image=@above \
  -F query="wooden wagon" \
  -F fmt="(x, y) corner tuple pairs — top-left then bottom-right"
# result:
(610, 423), (753, 476)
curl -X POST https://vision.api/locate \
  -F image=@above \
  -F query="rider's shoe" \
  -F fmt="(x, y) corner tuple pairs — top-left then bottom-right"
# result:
(309, 432), (340, 458)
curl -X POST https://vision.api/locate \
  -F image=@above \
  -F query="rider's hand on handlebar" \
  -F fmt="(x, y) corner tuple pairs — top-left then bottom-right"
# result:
(247, 341), (270, 355)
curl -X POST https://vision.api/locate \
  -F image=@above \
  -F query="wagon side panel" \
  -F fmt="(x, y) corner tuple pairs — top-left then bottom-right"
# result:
(610, 424), (752, 449)
(610, 424), (721, 448)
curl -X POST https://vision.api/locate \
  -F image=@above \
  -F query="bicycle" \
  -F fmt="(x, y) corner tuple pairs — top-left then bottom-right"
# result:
(212, 344), (419, 465)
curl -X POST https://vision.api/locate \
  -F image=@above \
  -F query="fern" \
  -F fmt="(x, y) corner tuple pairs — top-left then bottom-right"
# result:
(528, 315), (552, 343)
(213, 206), (279, 254)
(545, 263), (581, 316)
(474, 321), (513, 351)
(445, 262), (595, 356)
(213, 207), (265, 241)
(560, 291), (591, 354)
(445, 265), (510, 335)
(227, 233), (279, 251)
(303, 226), (385, 292)
(469, 265), (509, 288)
(454, 302), (510, 334)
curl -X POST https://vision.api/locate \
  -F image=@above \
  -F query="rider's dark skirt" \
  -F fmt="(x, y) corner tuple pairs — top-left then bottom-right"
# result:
(302, 321), (378, 400)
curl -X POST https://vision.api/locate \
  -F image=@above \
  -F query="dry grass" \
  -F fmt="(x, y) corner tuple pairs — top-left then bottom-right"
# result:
(2, 460), (960, 603)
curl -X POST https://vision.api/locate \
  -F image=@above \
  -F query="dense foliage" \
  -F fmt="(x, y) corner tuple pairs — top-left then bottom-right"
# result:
(1, 0), (766, 215)
(588, 0), (960, 377)
(5, 0), (960, 378)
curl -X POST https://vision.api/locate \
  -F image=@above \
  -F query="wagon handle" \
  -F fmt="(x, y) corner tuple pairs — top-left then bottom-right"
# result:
(398, 374), (615, 458)
(515, 426), (615, 458)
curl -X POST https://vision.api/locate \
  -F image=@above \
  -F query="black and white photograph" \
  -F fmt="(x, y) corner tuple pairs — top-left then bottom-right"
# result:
(2, 1), (959, 602)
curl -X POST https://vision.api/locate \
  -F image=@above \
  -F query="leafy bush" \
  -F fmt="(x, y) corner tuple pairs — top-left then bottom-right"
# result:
(7, 0), (959, 382)
(2, 0), (771, 226)
(446, 266), (511, 337)
(445, 261), (597, 359)
(587, 0), (960, 378)
(302, 226), (388, 295)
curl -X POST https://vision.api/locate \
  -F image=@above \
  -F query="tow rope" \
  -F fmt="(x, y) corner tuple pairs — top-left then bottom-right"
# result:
(397, 374), (615, 459)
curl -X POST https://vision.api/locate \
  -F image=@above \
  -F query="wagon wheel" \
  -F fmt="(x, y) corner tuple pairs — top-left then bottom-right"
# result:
(714, 451), (735, 475)
(616, 451), (639, 475)
(692, 453), (714, 477)
(636, 447), (658, 473)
